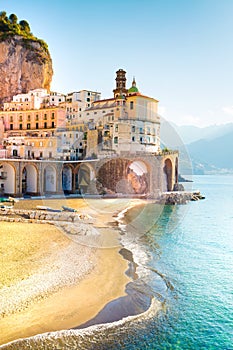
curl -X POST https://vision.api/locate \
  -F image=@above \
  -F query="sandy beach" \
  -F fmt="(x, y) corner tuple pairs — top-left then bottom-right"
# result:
(0, 197), (144, 346)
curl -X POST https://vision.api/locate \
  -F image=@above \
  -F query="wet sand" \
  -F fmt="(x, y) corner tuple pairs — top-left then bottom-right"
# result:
(0, 197), (144, 346)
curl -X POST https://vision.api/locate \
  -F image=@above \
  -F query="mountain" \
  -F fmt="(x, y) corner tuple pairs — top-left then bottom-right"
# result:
(187, 130), (233, 171)
(161, 120), (233, 174)
(175, 123), (233, 144)
(0, 11), (53, 105)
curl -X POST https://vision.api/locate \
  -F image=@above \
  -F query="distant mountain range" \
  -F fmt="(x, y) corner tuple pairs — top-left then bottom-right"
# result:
(161, 120), (233, 174)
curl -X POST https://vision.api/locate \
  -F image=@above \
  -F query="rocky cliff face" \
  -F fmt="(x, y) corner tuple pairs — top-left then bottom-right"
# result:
(0, 35), (53, 105)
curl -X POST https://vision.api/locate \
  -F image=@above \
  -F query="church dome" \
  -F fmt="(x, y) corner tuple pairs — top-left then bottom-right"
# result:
(128, 77), (139, 93)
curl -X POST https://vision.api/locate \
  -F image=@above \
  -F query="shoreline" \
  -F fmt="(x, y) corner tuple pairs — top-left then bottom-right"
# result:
(0, 197), (154, 346)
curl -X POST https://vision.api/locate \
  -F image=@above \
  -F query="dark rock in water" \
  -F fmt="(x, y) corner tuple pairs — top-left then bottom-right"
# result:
(173, 183), (185, 191)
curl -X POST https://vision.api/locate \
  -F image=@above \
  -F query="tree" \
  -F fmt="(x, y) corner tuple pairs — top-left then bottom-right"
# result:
(19, 20), (31, 33)
(0, 11), (7, 20)
(9, 13), (18, 24)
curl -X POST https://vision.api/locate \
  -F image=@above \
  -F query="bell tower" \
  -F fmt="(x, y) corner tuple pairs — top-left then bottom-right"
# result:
(113, 69), (128, 98)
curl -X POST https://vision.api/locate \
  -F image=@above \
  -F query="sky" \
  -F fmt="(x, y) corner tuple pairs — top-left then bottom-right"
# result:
(1, 0), (233, 127)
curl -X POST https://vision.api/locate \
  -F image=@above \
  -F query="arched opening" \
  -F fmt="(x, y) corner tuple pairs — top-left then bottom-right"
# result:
(127, 160), (149, 194)
(97, 159), (129, 194)
(175, 157), (178, 184)
(44, 165), (56, 192)
(22, 165), (38, 194)
(0, 163), (15, 195)
(164, 158), (173, 191)
(77, 164), (92, 194)
(62, 165), (72, 192)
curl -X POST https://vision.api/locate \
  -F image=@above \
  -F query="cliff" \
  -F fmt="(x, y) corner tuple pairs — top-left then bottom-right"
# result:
(0, 35), (53, 105)
(0, 12), (53, 105)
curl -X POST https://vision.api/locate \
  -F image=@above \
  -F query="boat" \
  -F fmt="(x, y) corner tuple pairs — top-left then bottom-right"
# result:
(61, 205), (77, 212)
(0, 205), (14, 209)
(0, 198), (11, 203)
(36, 205), (61, 212)
(8, 196), (19, 203)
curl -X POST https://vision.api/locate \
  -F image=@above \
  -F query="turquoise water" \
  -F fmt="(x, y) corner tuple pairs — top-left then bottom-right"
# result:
(2, 175), (233, 349)
(117, 175), (233, 349)
(88, 175), (233, 349)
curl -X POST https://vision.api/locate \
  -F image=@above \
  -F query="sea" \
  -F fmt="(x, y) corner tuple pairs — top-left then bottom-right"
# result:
(2, 175), (233, 349)
(90, 174), (233, 350)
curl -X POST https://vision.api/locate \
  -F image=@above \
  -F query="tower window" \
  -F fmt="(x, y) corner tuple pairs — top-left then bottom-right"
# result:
(130, 101), (134, 110)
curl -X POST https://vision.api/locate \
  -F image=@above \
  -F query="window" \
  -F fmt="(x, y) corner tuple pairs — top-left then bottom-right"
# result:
(10, 124), (13, 130)
(51, 121), (55, 128)
(130, 101), (134, 110)
(49, 152), (52, 158)
(40, 152), (43, 158)
(19, 124), (22, 130)
(44, 114), (47, 120)
(10, 116), (13, 122)
(115, 124), (118, 132)
(51, 112), (55, 119)
(27, 115), (31, 121)
(19, 116), (23, 122)
(132, 136), (135, 142)
(87, 98), (90, 102)
(44, 122), (47, 128)
(139, 127), (143, 134)
(114, 136), (118, 144)
(35, 115), (39, 121)
(36, 122), (39, 129)
(132, 125), (136, 133)
(27, 123), (30, 129)
(140, 137), (143, 143)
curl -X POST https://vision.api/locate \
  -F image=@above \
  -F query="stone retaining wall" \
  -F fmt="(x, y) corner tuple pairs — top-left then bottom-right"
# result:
(0, 208), (93, 224)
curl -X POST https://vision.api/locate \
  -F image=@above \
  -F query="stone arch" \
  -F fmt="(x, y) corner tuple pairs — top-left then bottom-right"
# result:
(164, 158), (173, 191)
(22, 164), (38, 194)
(127, 160), (150, 194)
(62, 165), (73, 192)
(97, 158), (129, 194)
(0, 163), (16, 195)
(44, 165), (57, 192)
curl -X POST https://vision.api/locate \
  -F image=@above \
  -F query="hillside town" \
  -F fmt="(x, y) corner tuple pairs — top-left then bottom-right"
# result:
(0, 69), (179, 197)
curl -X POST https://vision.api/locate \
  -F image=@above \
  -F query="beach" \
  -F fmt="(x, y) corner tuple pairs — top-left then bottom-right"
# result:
(0, 197), (146, 346)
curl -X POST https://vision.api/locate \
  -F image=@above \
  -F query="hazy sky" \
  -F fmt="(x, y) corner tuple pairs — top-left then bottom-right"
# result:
(1, 0), (233, 127)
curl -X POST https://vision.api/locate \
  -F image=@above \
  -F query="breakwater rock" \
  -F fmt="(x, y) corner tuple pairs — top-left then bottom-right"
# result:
(159, 191), (205, 205)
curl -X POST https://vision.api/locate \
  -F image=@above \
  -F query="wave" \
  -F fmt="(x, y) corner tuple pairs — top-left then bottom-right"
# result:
(0, 298), (162, 349)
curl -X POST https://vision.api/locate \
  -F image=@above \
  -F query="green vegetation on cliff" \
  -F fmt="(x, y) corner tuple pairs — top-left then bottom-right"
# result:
(0, 11), (49, 54)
